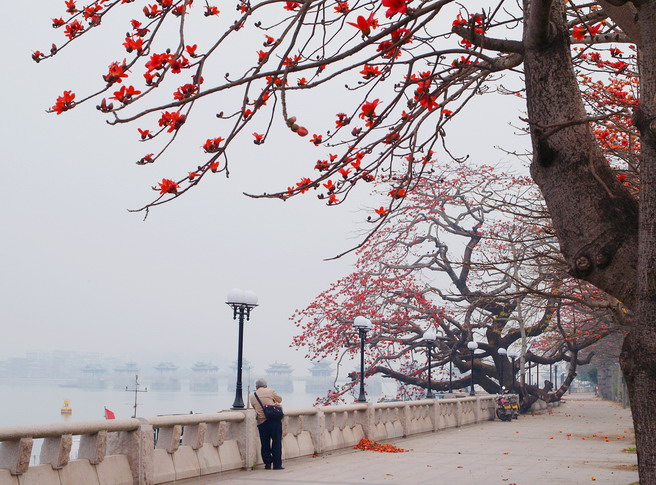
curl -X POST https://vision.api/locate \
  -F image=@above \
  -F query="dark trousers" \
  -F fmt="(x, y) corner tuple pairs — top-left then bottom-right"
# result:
(257, 419), (283, 468)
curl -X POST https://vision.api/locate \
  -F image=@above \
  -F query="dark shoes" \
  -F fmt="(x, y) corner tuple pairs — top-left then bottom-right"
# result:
(264, 464), (271, 470)
(273, 467), (285, 470)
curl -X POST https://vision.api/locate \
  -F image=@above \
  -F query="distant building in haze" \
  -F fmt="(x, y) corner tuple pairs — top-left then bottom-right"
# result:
(189, 362), (219, 392)
(265, 362), (294, 392)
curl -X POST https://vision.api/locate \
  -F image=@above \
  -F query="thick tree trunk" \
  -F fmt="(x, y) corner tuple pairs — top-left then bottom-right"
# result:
(522, 0), (655, 481)
(523, 0), (639, 309)
(623, 3), (656, 483)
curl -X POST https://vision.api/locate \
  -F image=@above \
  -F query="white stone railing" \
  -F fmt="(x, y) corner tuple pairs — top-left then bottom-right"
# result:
(0, 395), (498, 485)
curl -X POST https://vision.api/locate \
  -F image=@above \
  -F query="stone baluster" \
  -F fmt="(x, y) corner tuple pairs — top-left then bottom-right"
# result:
(78, 431), (107, 465)
(40, 434), (72, 469)
(0, 438), (33, 475)
(155, 426), (181, 454)
(181, 424), (206, 451)
(107, 420), (154, 485)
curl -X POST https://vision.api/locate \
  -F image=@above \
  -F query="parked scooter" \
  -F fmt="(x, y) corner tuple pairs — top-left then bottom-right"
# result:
(495, 387), (515, 421)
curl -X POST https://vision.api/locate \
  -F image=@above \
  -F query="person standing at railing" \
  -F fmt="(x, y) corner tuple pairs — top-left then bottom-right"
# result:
(249, 378), (284, 470)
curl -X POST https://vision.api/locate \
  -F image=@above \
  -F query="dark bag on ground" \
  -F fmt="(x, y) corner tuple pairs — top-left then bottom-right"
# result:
(254, 392), (284, 421)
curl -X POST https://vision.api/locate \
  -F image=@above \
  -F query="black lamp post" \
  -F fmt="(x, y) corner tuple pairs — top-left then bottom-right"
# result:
(467, 341), (478, 396)
(508, 350), (518, 389)
(353, 316), (373, 402)
(497, 347), (507, 389)
(226, 288), (258, 410)
(422, 330), (437, 399)
(449, 359), (453, 393)
(554, 364), (558, 388)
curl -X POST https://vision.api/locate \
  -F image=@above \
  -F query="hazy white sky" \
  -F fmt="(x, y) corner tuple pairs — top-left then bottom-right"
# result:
(1, 2), (525, 376)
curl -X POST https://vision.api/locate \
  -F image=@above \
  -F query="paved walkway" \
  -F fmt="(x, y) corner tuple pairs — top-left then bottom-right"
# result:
(184, 394), (639, 485)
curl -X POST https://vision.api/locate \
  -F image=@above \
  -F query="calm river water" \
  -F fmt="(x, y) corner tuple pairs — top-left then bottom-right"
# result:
(0, 380), (390, 427)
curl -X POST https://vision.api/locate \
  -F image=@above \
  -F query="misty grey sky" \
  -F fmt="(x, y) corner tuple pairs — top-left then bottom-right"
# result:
(1, 2), (526, 376)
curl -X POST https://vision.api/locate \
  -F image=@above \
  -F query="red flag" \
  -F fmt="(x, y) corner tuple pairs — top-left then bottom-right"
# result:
(104, 407), (115, 420)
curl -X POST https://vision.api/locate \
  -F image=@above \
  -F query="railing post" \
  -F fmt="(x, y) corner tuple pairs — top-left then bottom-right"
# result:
(455, 400), (463, 427)
(308, 410), (325, 454)
(40, 434), (72, 469)
(107, 420), (154, 485)
(350, 404), (375, 439)
(401, 404), (411, 438)
(474, 397), (481, 423)
(0, 438), (32, 475)
(225, 410), (257, 469)
(431, 400), (439, 432)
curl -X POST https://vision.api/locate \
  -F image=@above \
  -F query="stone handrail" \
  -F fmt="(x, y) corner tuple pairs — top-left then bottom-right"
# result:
(0, 395), (499, 485)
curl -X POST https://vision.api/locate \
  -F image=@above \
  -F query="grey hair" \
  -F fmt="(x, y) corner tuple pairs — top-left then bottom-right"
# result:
(255, 378), (268, 388)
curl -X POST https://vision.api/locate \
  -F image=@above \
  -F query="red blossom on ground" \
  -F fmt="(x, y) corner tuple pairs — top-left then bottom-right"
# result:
(354, 438), (408, 453)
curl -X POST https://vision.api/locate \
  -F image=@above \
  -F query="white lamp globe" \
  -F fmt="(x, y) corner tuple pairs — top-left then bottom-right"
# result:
(498, 347), (507, 356)
(467, 341), (478, 351)
(422, 330), (437, 342)
(226, 288), (245, 304)
(243, 290), (258, 306)
(353, 316), (370, 328)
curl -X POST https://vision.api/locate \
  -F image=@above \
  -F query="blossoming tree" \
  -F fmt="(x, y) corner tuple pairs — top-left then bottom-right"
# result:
(291, 164), (622, 410)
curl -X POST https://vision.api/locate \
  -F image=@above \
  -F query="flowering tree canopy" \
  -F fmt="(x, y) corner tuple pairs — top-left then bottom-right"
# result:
(292, 163), (623, 407)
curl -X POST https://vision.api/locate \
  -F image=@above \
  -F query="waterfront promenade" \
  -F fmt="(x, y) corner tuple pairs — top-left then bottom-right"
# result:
(193, 394), (638, 485)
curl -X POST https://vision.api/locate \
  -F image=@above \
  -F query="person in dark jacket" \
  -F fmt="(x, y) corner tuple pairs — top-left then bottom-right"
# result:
(249, 378), (284, 470)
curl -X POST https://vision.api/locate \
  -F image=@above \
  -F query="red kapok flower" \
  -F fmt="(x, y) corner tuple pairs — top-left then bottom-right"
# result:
(52, 90), (76, 114)
(347, 13), (377, 36)
(158, 178), (179, 195)
(381, 0), (407, 18)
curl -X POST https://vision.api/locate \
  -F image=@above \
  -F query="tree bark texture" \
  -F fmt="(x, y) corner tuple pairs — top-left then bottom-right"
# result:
(523, 0), (655, 481)
(622, 2), (656, 482)
(524, 0), (639, 308)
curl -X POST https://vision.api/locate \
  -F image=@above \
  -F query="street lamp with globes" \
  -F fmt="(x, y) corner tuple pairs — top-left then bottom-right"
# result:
(497, 347), (507, 389)
(226, 288), (258, 410)
(353, 316), (374, 402)
(467, 341), (478, 396)
(422, 330), (437, 399)
(507, 350), (518, 389)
